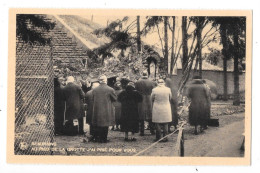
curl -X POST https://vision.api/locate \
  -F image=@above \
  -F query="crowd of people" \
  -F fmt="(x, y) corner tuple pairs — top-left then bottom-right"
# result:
(54, 71), (211, 143)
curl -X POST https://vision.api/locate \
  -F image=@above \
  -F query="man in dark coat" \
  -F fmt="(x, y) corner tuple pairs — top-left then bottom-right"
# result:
(85, 82), (100, 141)
(165, 78), (179, 131)
(92, 75), (117, 143)
(63, 76), (85, 135)
(135, 71), (156, 136)
(54, 77), (65, 135)
(81, 79), (92, 118)
(118, 82), (142, 141)
(186, 76), (210, 135)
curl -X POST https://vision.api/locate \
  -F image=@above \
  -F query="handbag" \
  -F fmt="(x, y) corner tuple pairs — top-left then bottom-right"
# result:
(62, 101), (79, 136)
(207, 118), (219, 127)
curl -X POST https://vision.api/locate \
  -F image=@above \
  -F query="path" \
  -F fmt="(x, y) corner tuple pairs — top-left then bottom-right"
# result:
(184, 113), (245, 157)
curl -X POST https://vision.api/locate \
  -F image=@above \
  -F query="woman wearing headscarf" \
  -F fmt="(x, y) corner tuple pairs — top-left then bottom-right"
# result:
(151, 79), (172, 142)
(118, 82), (143, 141)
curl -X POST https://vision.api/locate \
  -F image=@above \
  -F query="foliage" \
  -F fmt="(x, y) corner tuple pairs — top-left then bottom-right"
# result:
(209, 17), (246, 60)
(142, 16), (163, 36)
(16, 14), (55, 45)
(92, 17), (134, 61)
(205, 48), (224, 65)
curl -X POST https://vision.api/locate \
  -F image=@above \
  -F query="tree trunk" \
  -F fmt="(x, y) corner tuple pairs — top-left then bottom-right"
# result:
(137, 16), (141, 53)
(197, 26), (203, 78)
(220, 26), (229, 101)
(223, 55), (228, 100)
(164, 16), (169, 74)
(182, 16), (188, 74)
(170, 16), (176, 75)
(233, 29), (240, 105)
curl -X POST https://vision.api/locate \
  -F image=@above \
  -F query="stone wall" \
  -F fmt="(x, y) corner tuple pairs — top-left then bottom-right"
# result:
(170, 69), (245, 97)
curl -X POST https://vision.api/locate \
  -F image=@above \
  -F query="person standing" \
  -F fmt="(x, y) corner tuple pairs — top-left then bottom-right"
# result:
(63, 76), (85, 135)
(165, 78), (179, 131)
(202, 79), (211, 129)
(151, 79), (172, 142)
(186, 76), (209, 135)
(81, 78), (92, 94)
(85, 82), (100, 141)
(118, 82), (142, 141)
(54, 77), (65, 135)
(135, 71), (155, 136)
(81, 78), (92, 119)
(92, 75), (117, 143)
(112, 81), (123, 131)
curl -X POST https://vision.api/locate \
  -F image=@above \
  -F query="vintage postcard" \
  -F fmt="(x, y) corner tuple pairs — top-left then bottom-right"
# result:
(7, 9), (252, 165)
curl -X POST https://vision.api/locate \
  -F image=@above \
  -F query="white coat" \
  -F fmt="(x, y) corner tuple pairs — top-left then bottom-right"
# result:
(151, 84), (172, 123)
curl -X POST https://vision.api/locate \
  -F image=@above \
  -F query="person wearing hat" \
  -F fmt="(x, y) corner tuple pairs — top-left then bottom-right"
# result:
(85, 82), (100, 141)
(118, 82), (142, 141)
(186, 76), (210, 135)
(151, 79), (172, 142)
(92, 75), (117, 143)
(62, 76), (85, 135)
(135, 71), (156, 136)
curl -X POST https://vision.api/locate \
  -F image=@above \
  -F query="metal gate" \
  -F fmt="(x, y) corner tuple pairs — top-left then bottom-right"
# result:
(15, 41), (55, 155)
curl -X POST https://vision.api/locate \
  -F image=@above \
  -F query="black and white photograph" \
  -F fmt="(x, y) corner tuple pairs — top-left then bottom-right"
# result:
(7, 9), (251, 164)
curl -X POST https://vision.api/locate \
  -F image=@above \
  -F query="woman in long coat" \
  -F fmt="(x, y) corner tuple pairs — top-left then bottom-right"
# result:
(118, 82), (142, 141)
(187, 78), (210, 134)
(151, 79), (172, 142)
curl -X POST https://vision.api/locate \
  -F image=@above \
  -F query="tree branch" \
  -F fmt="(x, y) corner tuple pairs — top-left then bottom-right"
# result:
(156, 24), (165, 57)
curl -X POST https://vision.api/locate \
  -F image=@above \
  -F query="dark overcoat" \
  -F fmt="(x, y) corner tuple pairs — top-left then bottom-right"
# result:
(118, 86), (142, 133)
(135, 77), (155, 120)
(114, 89), (123, 124)
(165, 78), (179, 126)
(54, 85), (65, 131)
(204, 83), (211, 120)
(85, 90), (94, 124)
(92, 83), (117, 127)
(63, 82), (85, 120)
(187, 79), (210, 126)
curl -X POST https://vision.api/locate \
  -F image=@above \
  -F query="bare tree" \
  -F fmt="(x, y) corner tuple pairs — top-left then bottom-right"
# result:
(164, 16), (169, 73)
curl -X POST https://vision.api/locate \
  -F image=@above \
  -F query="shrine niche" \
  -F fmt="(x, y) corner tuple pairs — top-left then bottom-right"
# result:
(146, 56), (158, 79)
